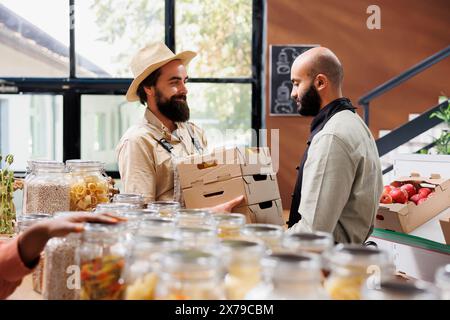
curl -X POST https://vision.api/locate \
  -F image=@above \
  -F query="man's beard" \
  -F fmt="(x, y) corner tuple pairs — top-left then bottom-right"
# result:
(296, 83), (322, 116)
(155, 89), (190, 122)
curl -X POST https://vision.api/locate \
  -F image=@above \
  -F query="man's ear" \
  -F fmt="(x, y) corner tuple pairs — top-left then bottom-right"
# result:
(315, 74), (328, 91)
(143, 86), (154, 97)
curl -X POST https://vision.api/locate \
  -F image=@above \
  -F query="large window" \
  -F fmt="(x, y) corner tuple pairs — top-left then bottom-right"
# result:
(0, 0), (264, 178)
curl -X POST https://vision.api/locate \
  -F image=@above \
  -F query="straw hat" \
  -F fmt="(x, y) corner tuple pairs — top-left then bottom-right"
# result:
(126, 42), (197, 102)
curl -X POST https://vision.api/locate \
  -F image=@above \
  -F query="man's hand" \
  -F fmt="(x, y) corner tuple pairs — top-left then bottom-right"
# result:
(17, 213), (125, 268)
(207, 195), (245, 213)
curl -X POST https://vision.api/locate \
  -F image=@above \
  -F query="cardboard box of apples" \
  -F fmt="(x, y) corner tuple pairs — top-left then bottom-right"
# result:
(375, 172), (450, 234)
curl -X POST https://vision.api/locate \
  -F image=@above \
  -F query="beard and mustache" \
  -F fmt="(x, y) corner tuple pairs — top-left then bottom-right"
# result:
(155, 89), (190, 122)
(295, 83), (322, 117)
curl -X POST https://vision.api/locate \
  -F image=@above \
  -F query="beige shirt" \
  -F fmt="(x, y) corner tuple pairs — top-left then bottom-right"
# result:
(288, 110), (383, 244)
(115, 108), (208, 202)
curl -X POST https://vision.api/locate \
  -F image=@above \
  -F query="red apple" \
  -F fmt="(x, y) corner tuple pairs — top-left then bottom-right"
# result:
(380, 193), (393, 204)
(389, 188), (408, 204)
(410, 193), (424, 205)
(418, 188), (432, 197)
(400, 184), (417, 199)
(383, 185), (394, 195)
(417, 198), (427, 205)
(391, 181), (402, 188)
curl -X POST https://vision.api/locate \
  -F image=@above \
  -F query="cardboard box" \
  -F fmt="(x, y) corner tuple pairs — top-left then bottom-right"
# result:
(376, 173), (450, 233)
(183, 174), (281, 209)
(176, 147), (274, 189)
(439, 212), (450, 245)
(234, 199), (285, 226)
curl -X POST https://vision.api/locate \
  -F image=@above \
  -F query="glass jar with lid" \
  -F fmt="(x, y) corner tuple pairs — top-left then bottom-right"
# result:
(212, 213), (246, 239)
(435, 264), (450, 300)
(246, 252), (328, 300)
(43, 211), (84, 300)
(117, 210), (158, 241)
(323, 244), (395, 300)
(122, 235), (177, 300)
(174, 226), (219, 251)
(154, 249), (226, 300)
(361, 278), (439, 300)
(16, 213), (52, 294)
(76, 222), (127, 300)
(22, 161), (70, 214)
(137, 216), (177, 238)
(174, 209), (214, 228)
(282, 231), (334, 279)
(241, 224), (284, 250)
(219, 239), (266, 299)
(66, 160), (110, 211)
(112, 193), (146, 209)
(22, 160), (61, 215)
(147, 201), (180, 218)
(282, 231), (334, 254)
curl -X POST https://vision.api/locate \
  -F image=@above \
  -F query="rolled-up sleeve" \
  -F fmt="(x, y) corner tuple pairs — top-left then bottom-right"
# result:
(289, 133), (355, 235)
(0, 238), (35, 299)
(117, 136), (157, 202)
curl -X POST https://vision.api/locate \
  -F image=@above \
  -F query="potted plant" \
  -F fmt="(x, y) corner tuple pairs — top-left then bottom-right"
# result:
(429, 96), (450, 155)
(0, 154), (16, 236)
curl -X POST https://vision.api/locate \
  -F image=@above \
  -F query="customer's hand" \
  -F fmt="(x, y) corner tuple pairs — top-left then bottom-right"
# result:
(17, 213), (125, 268)
(44, 212), (125, 238)
(208, 195), (245, 213)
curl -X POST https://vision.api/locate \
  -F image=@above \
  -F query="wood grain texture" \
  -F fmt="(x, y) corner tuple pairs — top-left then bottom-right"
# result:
(266, 0), (450, 208)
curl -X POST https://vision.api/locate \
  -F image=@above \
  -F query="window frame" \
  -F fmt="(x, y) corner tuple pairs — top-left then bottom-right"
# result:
(0, 0), (264, 178)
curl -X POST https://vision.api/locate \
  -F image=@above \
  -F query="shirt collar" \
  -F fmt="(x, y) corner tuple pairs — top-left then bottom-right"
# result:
(144, 108), (185, 142)
(310, 97), (353, 134)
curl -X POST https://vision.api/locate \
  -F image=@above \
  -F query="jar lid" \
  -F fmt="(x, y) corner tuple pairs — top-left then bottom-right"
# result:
(28, 160), (63, 170)
(54, 211), (90, 218)
(263, 252), (321, 269)
(112, 193), (144, 204)
(18, 213), (52, 222)
(219, 239), (266, 257)
(262, 252), (322, 281)
(212, 213), (246, 225)
(161, 249), (221, 272)
(17, 213), (52, 230)
(174, 209), (214, 227)
(362, 279), (439, 300)
(140, 216), (175, 225)
(242, 223), (284, 236)
(132, 235), (177, 246)
(66, 160), (104, 170)
(176, 226), (217, 236)
(147, 201), (180, 208)
(282, 231), (334, 252)
(95, 203), (139, 213)
(324, 244), (392, 268)
(83, 221), (126, 233)
(32, 161), (66, 172)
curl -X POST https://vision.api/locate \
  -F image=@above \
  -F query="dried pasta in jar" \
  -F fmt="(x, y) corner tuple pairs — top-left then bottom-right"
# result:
(67, 160), (110, 211)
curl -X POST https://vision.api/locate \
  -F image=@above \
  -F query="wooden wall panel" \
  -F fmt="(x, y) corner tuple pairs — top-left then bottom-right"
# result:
(266, 0), (450, 209)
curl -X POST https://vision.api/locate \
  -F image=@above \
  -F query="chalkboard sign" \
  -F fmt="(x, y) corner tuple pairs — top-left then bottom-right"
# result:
(270, 45), (318, 116)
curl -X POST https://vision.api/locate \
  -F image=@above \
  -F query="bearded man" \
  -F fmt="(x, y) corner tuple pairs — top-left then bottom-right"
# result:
(287, 47), (383, 244)
(116, 42), (243, 211)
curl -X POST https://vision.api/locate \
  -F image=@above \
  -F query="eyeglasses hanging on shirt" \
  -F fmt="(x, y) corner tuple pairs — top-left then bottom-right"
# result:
(157, 124), (203, 155)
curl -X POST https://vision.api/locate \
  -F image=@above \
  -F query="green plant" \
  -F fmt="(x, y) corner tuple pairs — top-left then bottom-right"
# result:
(429, 96), (450, 155)
(0, 154), (16, 235)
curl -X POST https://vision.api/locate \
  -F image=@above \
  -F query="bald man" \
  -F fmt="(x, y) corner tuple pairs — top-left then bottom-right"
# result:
(287, 47), (383, 244)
